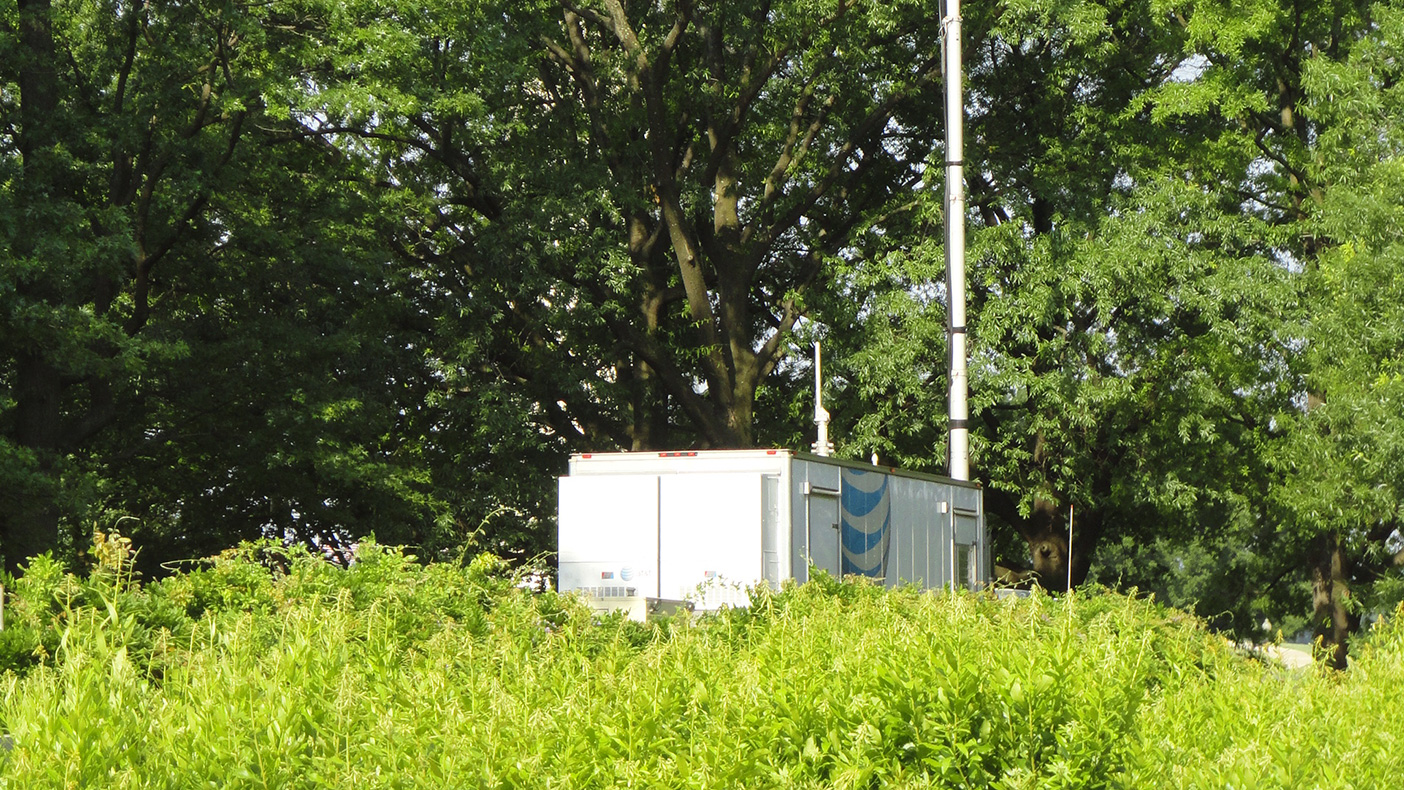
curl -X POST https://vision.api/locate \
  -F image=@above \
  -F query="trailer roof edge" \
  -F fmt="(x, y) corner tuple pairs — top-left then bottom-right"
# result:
(568, 449), (980, 489)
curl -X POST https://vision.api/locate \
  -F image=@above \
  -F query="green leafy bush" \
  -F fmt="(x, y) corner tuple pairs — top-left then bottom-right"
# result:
(0, 543), (1400, 788)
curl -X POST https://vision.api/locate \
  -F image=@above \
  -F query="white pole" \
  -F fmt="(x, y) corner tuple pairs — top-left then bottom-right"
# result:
(1067, 504), (1075, 593)
(812, 341), (833, 456)
(944, 0), (969, 482)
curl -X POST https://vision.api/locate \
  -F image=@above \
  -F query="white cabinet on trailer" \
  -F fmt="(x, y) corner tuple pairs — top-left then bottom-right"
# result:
(557, 450), (987, 618)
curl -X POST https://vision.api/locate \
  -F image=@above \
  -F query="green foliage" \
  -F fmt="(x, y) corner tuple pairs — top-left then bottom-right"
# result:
(1273, 2), (1404, 533)
(1, 0), (560, 570)
(812, 0), (1303, 599)
(1249, 0), (1404, 636)
(2, 546), (1402, 787)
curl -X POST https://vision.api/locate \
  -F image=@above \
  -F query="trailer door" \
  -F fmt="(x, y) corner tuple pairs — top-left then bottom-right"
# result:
(953, 510), (980, 591)
(558, 475), (660, 597)
(807, 488), (842, 577)
(658, 473), (763, 606)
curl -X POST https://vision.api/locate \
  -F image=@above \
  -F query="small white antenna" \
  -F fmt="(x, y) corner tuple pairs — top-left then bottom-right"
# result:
(812, 341), (833, 456)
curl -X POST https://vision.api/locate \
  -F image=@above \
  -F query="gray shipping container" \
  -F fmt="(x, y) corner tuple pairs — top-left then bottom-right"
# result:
(557, 449), (987, 615)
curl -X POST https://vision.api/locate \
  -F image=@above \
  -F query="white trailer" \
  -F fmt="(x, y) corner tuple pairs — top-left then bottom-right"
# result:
(557, 449), (987, 616)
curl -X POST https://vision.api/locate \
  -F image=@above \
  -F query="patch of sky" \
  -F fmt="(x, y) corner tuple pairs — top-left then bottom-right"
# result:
(1168, 54), (1210, 84)
(1270, 247), (1304, 274)
(1388, 528), (1404, 556)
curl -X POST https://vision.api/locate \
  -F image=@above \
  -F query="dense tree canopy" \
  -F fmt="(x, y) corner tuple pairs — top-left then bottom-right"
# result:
(4, 0), (1404, 653)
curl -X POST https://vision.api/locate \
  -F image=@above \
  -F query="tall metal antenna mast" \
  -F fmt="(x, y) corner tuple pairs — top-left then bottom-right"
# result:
(943, 0), (969, 482)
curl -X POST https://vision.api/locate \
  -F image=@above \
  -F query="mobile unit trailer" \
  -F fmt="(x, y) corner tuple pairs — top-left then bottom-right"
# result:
(557, 449), (987, 617)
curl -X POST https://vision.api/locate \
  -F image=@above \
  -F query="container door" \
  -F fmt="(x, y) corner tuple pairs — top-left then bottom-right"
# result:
(807, 489), (841, 577)
(558, 475), (660, 597)
(658, 473), (763, 606)
(953, 511), (980, 590)
(761, 475), (783, 589)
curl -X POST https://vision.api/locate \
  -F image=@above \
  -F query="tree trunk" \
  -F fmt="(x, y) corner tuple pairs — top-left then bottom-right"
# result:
(985, 485), (1106, 593)
(1024, 496), (1072, 591)
(1311, 530), (1351, 670)
(987, 490), (1070, 591)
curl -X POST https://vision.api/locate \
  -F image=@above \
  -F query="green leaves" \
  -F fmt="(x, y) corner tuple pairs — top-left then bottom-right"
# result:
(6, 552), (1404, 787)
(1255, 2), (1404, 619)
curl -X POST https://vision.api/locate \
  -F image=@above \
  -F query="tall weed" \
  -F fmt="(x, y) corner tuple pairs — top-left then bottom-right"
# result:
(0, 544), (1400, 788)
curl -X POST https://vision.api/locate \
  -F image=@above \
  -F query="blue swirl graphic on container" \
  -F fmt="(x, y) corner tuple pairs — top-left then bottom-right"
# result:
(841, 468), (890, 577)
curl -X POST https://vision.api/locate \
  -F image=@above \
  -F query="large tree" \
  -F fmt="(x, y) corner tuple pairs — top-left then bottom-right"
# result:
(294, 0), (956, 453)
(1, 0), (286, 570)
(805, 0), (1299, 600)
(1269, 1), (1404, 666)
(0, 0), (491, 572)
